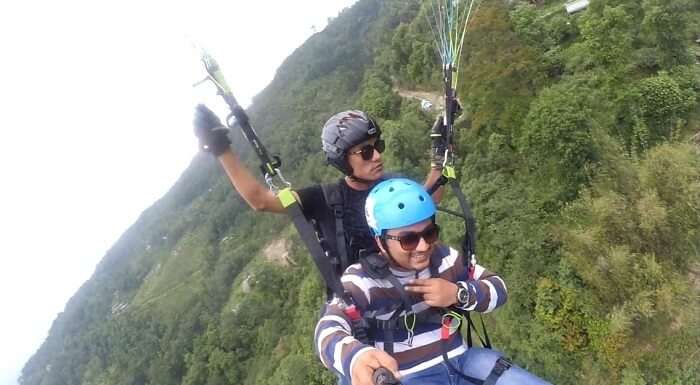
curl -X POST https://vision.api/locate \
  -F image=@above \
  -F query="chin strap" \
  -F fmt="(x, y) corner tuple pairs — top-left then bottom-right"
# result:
(347, 174), (376, 186)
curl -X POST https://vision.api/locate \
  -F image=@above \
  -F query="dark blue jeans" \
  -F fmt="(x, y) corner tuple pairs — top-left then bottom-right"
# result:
(401, 348), (551, 385)
(337, 348), (550, 385)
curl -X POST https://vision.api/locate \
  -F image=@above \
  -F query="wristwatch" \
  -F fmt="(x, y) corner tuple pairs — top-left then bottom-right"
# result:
(456, 281), (470, 306)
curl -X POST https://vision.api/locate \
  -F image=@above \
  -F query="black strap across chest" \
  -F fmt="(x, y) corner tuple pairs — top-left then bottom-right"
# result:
(321, 182), (349, 275)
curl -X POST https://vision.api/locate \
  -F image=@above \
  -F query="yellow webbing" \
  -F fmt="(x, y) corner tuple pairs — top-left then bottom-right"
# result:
(277, 188), (296, 208)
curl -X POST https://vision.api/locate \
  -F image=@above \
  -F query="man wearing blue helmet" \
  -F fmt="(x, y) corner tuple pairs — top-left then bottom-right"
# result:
(314, 178), (550, 385)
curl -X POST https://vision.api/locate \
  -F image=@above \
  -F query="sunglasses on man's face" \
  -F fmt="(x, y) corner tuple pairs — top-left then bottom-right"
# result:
(349, 139), (385, 161)
(382, 223), (440, 251)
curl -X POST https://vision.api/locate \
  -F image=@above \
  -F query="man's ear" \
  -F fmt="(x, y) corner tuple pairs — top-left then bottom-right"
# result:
(374, 236), (388, 255)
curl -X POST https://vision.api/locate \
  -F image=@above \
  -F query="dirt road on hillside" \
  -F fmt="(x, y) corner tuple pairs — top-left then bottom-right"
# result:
(394, 87), (444, 111)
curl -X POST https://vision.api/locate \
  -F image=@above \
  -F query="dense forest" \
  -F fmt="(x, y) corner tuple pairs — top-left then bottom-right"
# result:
(20, 1), (699, 384)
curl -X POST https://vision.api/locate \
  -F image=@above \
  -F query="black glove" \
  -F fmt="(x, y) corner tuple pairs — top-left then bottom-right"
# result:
(430, 98), (462, 169)
(449, 98), (463, 120)
(430, 115), (447, 169)
(193, 104), (231, 156)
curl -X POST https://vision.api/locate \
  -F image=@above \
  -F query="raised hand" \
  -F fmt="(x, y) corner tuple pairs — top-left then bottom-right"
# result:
(193, 104), (231, 156)
(405, 278), (458, 308)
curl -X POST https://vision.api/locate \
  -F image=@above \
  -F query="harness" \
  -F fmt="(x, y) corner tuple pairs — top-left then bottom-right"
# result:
(358, 250), (511, 385)
(320, 182), (350, 280)
(302, 181), (368, 299)
(318, 179), (393, 292)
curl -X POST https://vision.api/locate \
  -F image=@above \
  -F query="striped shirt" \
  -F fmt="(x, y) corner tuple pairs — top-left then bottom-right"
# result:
(314, 244), (507, 377)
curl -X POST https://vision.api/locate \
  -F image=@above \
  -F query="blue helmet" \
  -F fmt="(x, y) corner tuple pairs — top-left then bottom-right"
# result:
(365, 178), (436, 236)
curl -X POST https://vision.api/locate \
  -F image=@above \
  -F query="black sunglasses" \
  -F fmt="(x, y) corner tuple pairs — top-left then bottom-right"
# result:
(349, 139), (385, 161)
(382, 223), (440, 251)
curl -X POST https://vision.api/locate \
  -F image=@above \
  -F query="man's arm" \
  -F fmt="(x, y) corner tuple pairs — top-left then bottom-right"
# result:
(194, 104), (290, 214)
(314, 280), (400, 385)
(314, 299), (374, 379)
(424, 168), (445, 203)
(217, 150), (286, 213)
(425, 115), (448, 203)
(405, 248), (507, 312)
(456, 258), (508, 313)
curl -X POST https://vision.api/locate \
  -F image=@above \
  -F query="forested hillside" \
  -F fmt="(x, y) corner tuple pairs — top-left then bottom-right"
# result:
(20, 1), (700, 384)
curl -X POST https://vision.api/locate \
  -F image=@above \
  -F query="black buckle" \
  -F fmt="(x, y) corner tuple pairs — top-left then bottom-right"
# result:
(492, 357), (512, 375)
(375, 318), (398, 330)
(351, 318), (370, 345)
(482, 357), (513, 385)
(329, 255), (340, 266)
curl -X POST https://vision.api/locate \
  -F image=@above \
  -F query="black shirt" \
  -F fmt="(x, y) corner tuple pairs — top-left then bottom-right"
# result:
(296, 176), (394, 269)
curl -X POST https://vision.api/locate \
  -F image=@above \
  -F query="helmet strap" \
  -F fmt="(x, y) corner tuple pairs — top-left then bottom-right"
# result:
(347, 174), (375, 185)
(379, 236), (400, 268)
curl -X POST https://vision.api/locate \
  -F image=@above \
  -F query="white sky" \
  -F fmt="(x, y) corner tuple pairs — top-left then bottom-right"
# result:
(0, 1), (357, 384)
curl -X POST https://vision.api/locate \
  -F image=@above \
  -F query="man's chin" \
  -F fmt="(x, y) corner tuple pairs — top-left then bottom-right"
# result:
(411, 255), (430, 270)
(354, 166), (383, 182)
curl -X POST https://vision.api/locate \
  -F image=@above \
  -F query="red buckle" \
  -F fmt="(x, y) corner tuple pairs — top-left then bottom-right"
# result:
(441, 316), (454, 340)
(441, 324), (450, 340)
(344, 305), (361, 321)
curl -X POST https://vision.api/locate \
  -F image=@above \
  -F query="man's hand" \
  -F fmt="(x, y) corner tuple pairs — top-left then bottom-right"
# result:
(351, 349), (400, 385)
(430, 98), (464, 169)
(405, 278), (458, 308)
(449, 98), (463, 120)
(193, 104), (231, 156)
(429, 116), (447, 169)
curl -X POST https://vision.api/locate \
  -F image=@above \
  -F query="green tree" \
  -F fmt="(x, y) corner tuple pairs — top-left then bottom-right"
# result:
(640, 0), (695, 69)
(566, 3), (634, 76)
(358, 71), (401, 119)
(518, 81), (598, 204)
(638, 72), (695, 142)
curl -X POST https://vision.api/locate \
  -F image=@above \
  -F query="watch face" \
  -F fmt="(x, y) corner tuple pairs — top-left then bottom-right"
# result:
(458, 287), (469, 304)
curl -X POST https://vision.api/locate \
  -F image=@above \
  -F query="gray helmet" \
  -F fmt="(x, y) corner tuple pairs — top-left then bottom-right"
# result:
(321, 110), (381, 175)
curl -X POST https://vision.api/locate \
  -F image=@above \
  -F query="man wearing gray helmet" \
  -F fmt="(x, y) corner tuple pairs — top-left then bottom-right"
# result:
(193, 106), (444, 276)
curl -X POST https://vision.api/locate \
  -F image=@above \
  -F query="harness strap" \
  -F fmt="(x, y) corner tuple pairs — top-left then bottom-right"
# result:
(366, 311), (443, 331)
(427, 174), (448, 195)
(429, 250), (441, 277)
(372, 251), (442, 354)
(464, 312), (491, 349)
(321, 183), (348, 274)
(448, 181), (477, 259)
(382, 319), (396, 354)
(278, 189), (345, 301)
(361, 252), (415, 319)
(479, 313), (492, 348)
(466, 313), (473, 348)
(426, 174), (477, 259)
(321, 183), (349, 273)
(349, 309), (371, 345)
(483, 357), (513, 385)
(386, 275), (413, 313)
(334, 209), (349, 271)
(442, 351), (485, 385)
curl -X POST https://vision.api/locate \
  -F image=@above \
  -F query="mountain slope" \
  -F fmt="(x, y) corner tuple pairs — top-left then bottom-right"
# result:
(21, 1), (700, 385)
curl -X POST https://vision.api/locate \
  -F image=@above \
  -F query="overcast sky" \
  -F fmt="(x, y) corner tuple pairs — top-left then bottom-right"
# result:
(0, 1), (357, 384)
